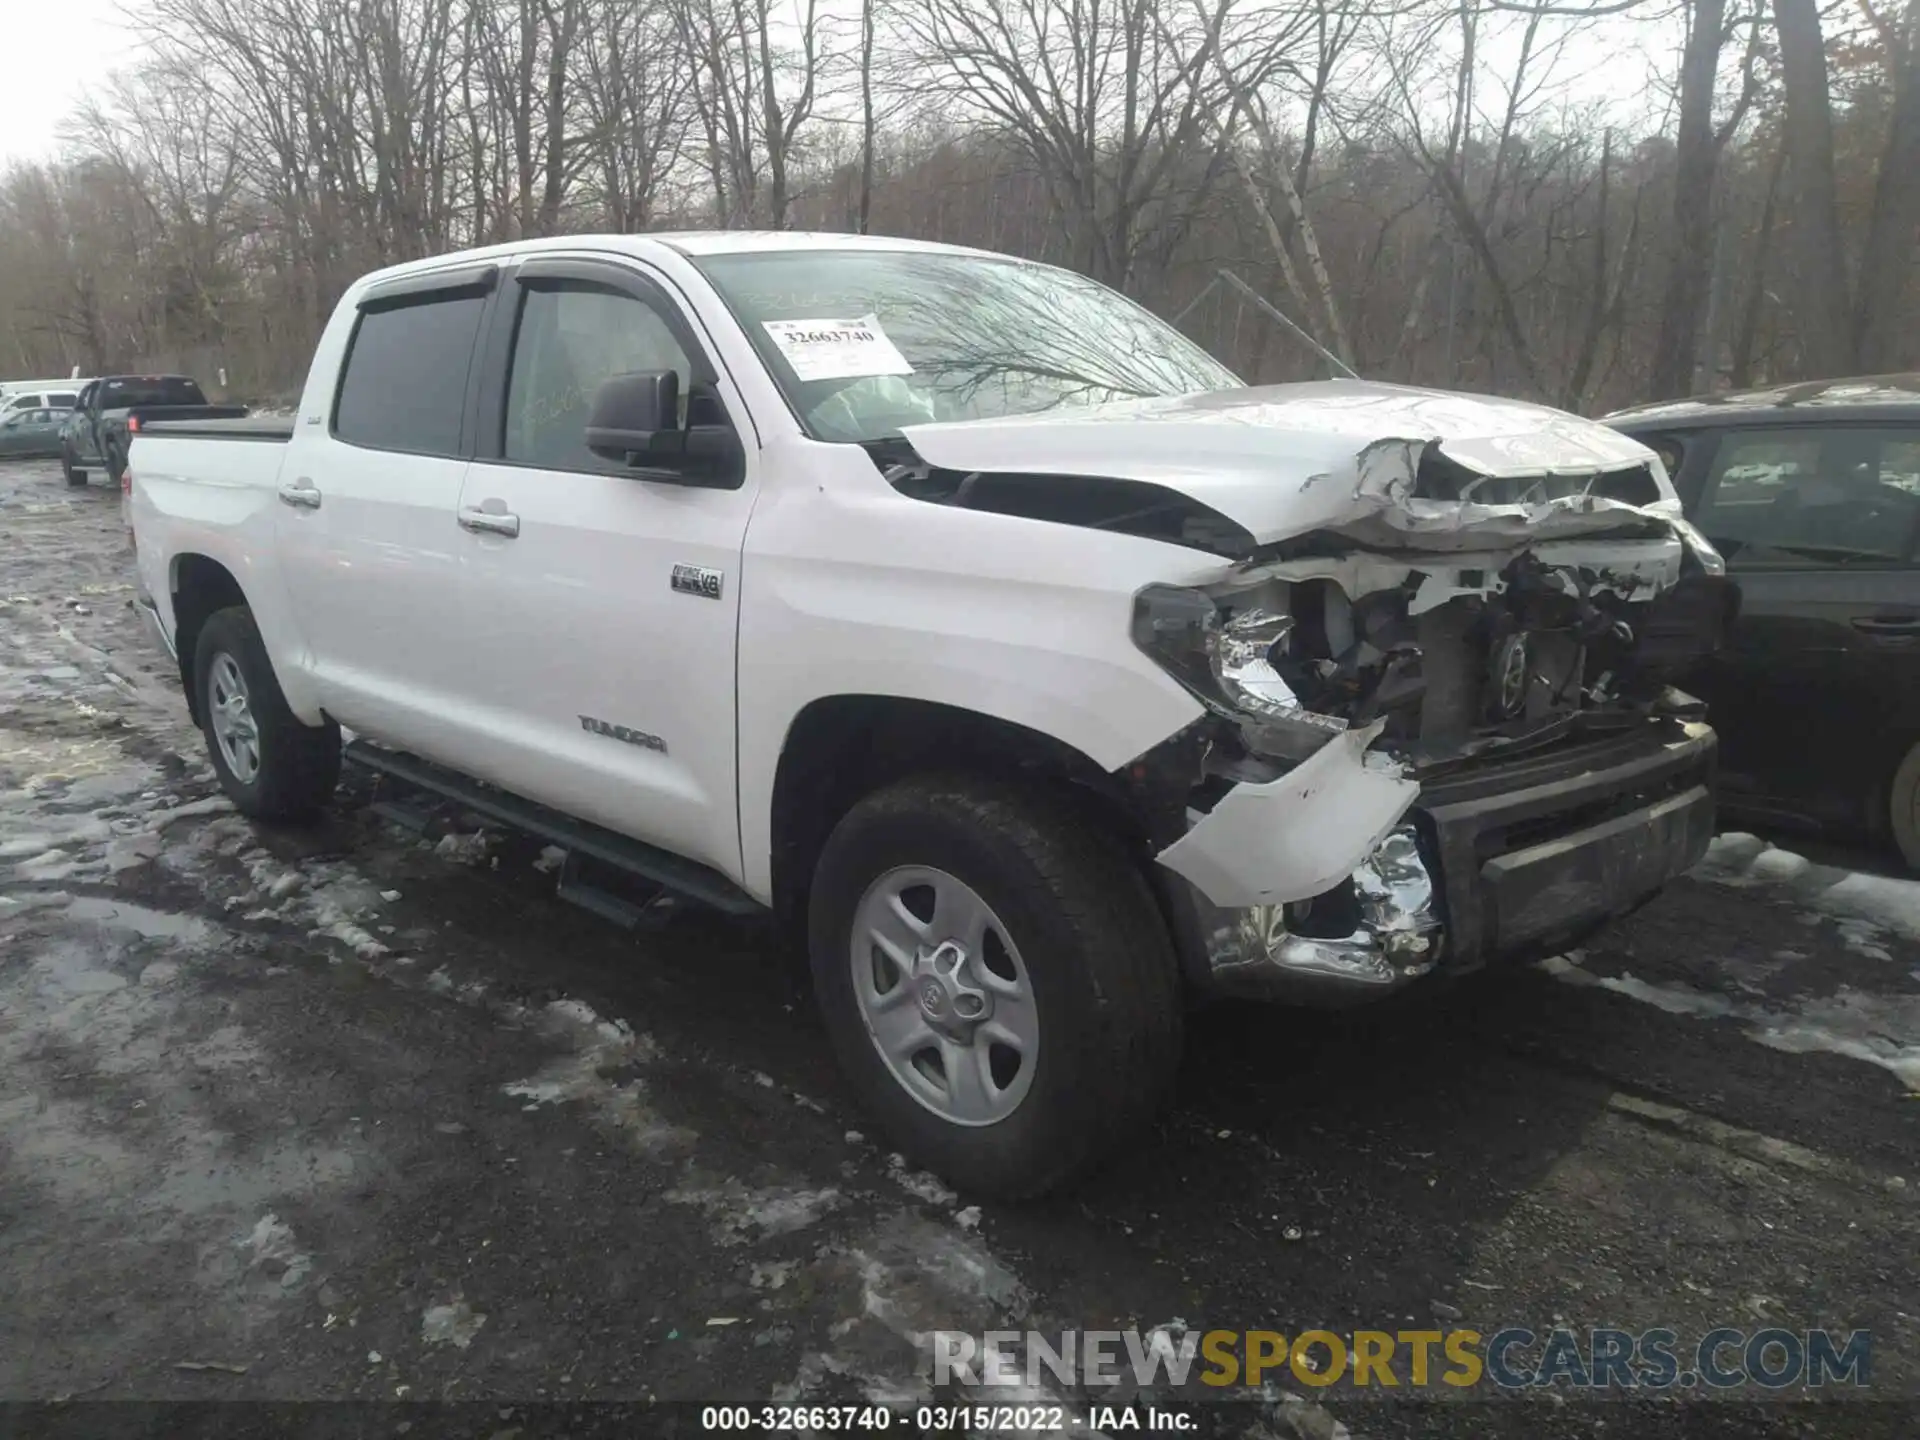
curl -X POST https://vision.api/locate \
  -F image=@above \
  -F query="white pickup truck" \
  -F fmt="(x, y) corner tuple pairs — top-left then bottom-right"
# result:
(129, 232), (1733, 1197)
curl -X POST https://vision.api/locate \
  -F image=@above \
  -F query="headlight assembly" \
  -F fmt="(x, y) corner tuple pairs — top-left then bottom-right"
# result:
(1131, 584), (1347, 757)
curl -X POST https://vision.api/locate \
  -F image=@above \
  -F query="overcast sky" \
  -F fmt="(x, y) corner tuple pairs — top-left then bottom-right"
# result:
(1, 0), (141, 168)
(0, 0), (1673, 174)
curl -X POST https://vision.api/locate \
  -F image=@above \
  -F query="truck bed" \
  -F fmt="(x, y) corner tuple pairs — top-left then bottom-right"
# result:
(138, 414), (289, 441)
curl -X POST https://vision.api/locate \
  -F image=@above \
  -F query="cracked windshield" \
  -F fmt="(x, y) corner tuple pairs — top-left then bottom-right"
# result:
(696, 250), (1241, 442)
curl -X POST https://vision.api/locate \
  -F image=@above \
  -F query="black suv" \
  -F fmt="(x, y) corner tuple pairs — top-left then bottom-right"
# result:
(1607, 375), (1920, 866)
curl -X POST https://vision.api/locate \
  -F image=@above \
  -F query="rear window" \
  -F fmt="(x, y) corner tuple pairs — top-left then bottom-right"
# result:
(334, 292), (487, 455)
(101, 377), (206, 408)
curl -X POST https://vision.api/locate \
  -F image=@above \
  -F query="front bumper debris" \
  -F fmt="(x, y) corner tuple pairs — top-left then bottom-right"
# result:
(1155, 722), (1419, 906)
(1164, 721), (1717, 1003)
(1189, 825), (1442, 1000)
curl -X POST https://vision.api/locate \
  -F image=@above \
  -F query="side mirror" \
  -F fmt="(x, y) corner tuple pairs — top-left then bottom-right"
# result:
(585, 370), (679, 460)
(583, 370), (742, 488)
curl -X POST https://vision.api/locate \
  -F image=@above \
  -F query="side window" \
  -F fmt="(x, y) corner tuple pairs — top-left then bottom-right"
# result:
(1884, 438), (1920, 495)
(1693, 426), (1920, 567)
(1640, 433), (1686, 483)
(503, 281), (693, 472)
(49, 392), (77, 409)
(334, 290), (488, 455)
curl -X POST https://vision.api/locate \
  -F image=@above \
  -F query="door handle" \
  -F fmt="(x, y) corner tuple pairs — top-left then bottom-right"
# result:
(1852, 615), (1920, 634)
(277, 479), (321, 509)
(458, 506), (520, 538)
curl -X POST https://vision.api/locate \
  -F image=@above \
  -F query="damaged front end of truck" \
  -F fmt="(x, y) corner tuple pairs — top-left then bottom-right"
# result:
(898, 389), (1735, 1002)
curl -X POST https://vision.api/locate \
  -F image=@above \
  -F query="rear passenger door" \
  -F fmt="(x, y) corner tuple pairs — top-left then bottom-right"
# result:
(448, 254), (759, 882)
(273, 265), (496, 755)
(1683, 423), (1920, 823)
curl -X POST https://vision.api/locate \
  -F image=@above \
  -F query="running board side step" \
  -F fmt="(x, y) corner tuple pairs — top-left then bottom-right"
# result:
(343, 739), (764, 918)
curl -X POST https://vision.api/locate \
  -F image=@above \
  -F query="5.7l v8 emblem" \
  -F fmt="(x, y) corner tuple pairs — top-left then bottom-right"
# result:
(671, 564), (724, 600)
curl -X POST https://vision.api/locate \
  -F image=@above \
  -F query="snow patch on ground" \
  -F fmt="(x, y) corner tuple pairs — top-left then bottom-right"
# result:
(885, 1153), (958, 1207)
(1697, 832), (1920, 953)
(1541, 954), (1920, 1090)
(421, 1298), (486, 1349)
(240, 1213), (313, 1291)
(224, 850), (402, 963)
(432, 830), (494, 865)
(500, 998), (687, 1154)
(667, 1180), (845, 1245)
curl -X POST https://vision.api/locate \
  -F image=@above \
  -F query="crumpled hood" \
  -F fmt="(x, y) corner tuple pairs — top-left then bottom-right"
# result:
(901, 379), (1677, 549)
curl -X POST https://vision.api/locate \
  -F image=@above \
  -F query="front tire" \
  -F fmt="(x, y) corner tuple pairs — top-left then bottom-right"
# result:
(808, 774), (1183, 1199)
(1888, 739), (1920, 872)
(194, 606), (341, 822)
(62, 448), (87, 487)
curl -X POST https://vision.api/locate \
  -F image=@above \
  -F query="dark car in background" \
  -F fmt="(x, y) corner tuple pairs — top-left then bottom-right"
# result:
(61, 374), (247, 489)
(0, 406), (70, 459)
(1606, 375), (1920, 867)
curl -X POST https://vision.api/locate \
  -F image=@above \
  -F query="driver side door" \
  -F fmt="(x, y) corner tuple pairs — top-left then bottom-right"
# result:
(63, 385), (99, 461)
(448, 254), (760, 885)
(1687, 423), (1920, 825)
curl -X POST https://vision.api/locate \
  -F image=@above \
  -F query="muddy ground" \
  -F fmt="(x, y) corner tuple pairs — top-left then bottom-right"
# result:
(2, 457), (1916, 1439)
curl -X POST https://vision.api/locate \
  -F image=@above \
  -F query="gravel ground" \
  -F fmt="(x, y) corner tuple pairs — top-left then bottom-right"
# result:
(2, 457), (1916, 1438)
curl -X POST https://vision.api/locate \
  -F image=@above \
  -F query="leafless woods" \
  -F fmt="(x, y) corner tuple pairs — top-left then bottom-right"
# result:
(0, 0), (1914, 411)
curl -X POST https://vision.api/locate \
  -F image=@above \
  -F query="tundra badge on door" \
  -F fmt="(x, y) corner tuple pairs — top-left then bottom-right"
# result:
(579, 715), (667, 752)
(671, 564), (724, 600)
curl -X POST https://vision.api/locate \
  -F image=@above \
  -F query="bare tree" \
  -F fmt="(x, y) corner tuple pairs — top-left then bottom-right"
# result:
(1648, 0), (1761, 398)
(1771, 0), (1854, 374)
(895, 0), (1299, 289)
(1, 0), (1915, 405)
(1853, 0), (1920, 371)
(674, 0), (823, 227)
(576, 0), (690, 230)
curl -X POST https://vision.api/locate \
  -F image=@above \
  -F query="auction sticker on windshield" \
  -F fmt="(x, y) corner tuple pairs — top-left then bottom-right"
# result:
(762, 314), (913, 382)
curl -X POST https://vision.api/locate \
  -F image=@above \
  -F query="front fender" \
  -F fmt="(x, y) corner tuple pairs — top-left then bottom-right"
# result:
(735, 439), (1221, 898)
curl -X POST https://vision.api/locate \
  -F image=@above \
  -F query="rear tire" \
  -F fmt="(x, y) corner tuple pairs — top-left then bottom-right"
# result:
(1888, 739), (1920, 872)
(194, 606), (341, 822)
(62, 449), (86, 487)
(808, 774), (1183, 1199)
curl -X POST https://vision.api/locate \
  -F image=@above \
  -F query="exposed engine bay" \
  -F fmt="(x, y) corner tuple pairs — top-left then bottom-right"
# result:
(1130, 521), (1732, 999)
(1135, 522), (1736, 780)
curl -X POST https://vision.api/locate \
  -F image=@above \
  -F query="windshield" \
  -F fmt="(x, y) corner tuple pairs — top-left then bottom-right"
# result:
(693, 249), (1240, 444)
(101, 376), (206, 409)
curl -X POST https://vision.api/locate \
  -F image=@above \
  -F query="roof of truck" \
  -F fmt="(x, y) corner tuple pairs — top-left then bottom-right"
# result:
(352, 230), (1026, 293)
(1604, 373), (1920, 429)
(651, 230), (996, 259)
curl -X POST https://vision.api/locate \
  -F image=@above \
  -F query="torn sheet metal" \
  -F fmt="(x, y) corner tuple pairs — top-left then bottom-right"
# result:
(1155, 720), (1419, 908)
(1339, 436), (1679, 550)
(1208, 534), (1691, 619)
(1193, 826), (1442, 997)
(900, 379), (1676, 551)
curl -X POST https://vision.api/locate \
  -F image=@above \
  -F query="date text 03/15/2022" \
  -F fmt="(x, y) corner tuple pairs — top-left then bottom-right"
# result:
(699, 1405), (1195, 1432)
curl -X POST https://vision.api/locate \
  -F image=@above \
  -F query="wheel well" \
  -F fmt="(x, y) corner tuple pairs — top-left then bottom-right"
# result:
(768, 696), (1154, 933)
(171, 554), (247, 724)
